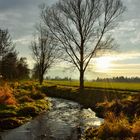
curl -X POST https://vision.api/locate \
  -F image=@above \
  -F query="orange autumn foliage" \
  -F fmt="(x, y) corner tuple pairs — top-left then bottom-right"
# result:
(0, 83), (17, 105)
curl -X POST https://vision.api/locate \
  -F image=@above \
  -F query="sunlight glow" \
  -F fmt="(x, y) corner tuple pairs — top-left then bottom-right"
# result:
(95, 57), (113, 72)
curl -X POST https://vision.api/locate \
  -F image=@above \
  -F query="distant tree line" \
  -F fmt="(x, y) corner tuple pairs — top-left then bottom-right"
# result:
(46, 76), (72, 81)
(95, 76), (140, 83)
(0, 28), (29, 80)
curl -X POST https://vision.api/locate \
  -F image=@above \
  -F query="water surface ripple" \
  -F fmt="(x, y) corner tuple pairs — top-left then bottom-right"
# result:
(0, 98), (103, 140)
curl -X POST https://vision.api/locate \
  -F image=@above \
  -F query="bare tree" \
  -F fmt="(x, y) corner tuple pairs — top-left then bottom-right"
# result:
(30, 25), (58, 84)
(41, 0), (125, 92)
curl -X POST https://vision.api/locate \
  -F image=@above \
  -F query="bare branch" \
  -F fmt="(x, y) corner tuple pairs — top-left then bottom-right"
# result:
(30, 24), (59, 84)
(41, 0), (125, 90)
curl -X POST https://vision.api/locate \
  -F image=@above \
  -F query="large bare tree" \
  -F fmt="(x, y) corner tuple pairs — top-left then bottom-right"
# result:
(31, 25), (58, 84)
(41, 0), (125, 91)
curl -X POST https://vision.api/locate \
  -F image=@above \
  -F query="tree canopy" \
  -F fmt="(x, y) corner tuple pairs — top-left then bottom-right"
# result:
(31, 25), (59, 84)
(41, 0), (125, 91)
(0, 28), (29, 80)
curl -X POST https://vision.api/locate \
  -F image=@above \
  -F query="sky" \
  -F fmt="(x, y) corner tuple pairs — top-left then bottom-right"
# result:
(0, 0), (140, 80)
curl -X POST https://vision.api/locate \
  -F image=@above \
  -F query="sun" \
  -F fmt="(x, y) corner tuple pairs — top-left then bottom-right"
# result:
(96, 57), (112, 71)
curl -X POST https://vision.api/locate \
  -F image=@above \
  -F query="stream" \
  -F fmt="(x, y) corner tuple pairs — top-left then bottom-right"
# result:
(0, 98), (103, 140)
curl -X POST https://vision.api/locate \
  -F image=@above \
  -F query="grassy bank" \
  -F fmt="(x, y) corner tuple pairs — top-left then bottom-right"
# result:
(42, 86), (125, 108)
(40, 80), (140, 140)
(0, 80), (139, 139)
(0, 81), (50, 131)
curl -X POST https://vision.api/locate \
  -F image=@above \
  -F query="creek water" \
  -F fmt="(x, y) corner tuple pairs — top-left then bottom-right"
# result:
(0, 98), (103, 140)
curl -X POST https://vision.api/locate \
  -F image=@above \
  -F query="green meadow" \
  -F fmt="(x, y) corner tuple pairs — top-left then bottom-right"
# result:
(46, 80), (140, 92)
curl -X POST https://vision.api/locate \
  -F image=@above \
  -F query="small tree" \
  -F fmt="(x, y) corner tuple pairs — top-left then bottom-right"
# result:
(0, 29), (14, 57)
(31, 25), (58, 84)
(1, 52), (18, 80)
(32, 63), (40, 80)
(17, 57), (30, 79)
(0, 29), (29, 80)
(41, 0), (125, 92)
(0, 29), (14, 76)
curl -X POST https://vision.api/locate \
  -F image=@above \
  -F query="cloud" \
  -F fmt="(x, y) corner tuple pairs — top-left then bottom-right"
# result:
(110, 18), (140, 51)
(88, 51), (140, 77)
(112, 52), (140, 61)
(0, 0), (139, 79)
(130, 32), (140, 44)
(94, 51), (140, 61)
(111, 64), (140, 69)
(14, 35), (32, 45)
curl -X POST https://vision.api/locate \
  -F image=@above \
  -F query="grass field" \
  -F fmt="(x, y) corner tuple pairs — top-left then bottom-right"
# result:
(46, 80), (140, 92)
(41, 80), (140, 139)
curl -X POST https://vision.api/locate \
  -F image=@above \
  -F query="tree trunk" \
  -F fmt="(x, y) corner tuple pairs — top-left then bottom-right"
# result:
(79, 42), (84, 93)
(79, 69), (84, 93)
(39, 74), (43, 85)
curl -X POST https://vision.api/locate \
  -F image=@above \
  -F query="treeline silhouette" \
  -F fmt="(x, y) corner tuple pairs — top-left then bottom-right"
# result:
(95, 76), (140, 83)
(46, 76), (140, 83)
(0, 29), (29, 80)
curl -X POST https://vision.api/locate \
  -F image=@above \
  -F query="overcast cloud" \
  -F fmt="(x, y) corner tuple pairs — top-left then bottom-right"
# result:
(0, 0), (140, 79)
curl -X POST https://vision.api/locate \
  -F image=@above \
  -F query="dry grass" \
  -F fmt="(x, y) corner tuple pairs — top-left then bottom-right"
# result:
(132, 118), (140, 138)
(97, 112), (132, 139)
(95, 93), (140, 119)
(0, 83), (17, 105)
(84, 112), (140, 140)
(0, 81), (50, 130)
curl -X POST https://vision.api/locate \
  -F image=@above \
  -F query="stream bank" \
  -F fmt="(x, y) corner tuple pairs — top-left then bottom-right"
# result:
(0, 97), (103, 140)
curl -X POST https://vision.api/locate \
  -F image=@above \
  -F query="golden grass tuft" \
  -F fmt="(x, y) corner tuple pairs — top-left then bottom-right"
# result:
(0, 83), (17, 105)
(132, 118), (140, 138)
(97, 112), (132, 139)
